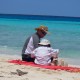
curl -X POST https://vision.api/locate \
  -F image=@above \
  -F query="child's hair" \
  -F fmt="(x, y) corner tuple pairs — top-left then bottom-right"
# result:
(39, 44), (51, 47)
(46, 44), (51, 47)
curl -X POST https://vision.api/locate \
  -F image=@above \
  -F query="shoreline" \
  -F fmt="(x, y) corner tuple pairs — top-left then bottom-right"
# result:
(0, 54), (80, 67)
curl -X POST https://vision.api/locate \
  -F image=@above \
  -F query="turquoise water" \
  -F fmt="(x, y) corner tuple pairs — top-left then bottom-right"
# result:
(0, 16), (80, 65)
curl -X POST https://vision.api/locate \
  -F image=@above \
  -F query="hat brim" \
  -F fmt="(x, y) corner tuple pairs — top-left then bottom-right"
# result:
(38, 43), (50, 45)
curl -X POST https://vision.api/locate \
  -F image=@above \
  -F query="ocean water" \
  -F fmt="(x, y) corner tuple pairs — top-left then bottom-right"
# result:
(0, 14), (80, 65)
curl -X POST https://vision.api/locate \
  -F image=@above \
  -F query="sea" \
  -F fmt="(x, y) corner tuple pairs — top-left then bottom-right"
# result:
(0, 14), (80, 65)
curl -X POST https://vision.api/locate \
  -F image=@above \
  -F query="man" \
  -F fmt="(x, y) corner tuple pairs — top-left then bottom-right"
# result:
(22, 25), (49, 62)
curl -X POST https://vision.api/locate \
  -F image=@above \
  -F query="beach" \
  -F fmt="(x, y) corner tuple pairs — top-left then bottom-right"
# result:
(0, 54), (80, 80)
(0, 15), (80, 80)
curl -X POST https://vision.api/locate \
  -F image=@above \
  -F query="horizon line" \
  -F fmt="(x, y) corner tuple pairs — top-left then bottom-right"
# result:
(0, 13), (80, 18)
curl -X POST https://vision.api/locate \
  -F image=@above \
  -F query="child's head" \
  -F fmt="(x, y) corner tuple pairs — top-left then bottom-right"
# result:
(38, 39), (51, 47)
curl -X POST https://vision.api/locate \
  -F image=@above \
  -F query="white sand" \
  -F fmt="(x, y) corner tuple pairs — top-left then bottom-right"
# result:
(0, 54), (80, 80)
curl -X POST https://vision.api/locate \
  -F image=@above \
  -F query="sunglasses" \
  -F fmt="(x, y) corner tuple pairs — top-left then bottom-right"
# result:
(41, 31), (46, 35)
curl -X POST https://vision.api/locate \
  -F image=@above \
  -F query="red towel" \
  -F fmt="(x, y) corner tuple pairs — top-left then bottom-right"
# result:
(8, 59), (80, 72)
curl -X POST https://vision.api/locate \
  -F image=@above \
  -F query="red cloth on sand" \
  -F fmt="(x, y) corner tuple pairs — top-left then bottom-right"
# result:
(8, 59), (80, 72)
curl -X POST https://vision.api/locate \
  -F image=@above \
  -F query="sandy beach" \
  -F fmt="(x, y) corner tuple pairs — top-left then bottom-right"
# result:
(0, 54), (80, 80)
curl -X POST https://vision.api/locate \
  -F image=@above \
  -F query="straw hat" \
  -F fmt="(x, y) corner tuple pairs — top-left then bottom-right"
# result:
(38, 39), (50, 45)
(35, 25), (49, 34)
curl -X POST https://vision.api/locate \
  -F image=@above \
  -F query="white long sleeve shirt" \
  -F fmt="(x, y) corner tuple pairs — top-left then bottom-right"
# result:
(32, 46), (59, 65)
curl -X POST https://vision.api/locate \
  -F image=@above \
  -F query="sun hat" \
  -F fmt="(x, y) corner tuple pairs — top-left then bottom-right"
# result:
(35, 25), (49, 34)
(38, 39), (50, 45)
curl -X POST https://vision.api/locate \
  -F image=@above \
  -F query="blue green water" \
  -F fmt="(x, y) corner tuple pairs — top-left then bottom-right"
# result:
(0, 15), (80, 65)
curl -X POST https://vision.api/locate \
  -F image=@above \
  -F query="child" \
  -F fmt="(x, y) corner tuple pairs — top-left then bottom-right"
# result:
(31, 39), (59, 65)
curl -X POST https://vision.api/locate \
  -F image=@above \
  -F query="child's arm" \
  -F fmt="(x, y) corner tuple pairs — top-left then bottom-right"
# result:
(51, 49), (59, 66)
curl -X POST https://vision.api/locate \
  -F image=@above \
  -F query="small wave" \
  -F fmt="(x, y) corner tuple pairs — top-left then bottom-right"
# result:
(0, 46), (21, 56)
